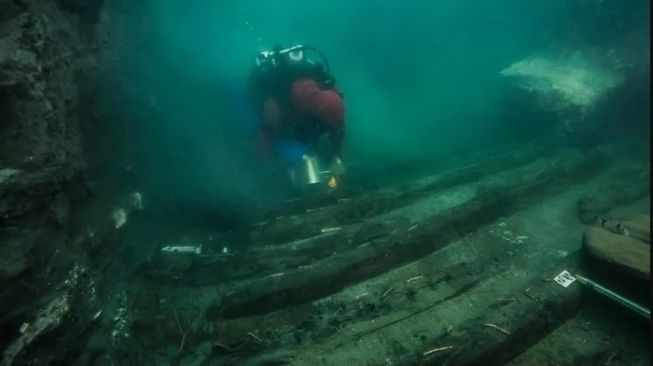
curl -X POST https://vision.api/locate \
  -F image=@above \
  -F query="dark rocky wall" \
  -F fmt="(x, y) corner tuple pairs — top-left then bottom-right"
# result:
(0, 1), (109, 365)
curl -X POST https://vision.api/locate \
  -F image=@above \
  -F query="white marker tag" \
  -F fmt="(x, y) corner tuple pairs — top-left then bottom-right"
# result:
(554, 270), (576, 288)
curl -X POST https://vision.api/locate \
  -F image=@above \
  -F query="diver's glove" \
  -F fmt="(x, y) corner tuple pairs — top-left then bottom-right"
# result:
(329, 157), (346, 177)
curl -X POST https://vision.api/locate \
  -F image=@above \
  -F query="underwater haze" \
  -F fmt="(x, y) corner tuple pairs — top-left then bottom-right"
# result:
(1, 1), (650, 365)
(144, 0), (564, 157)
(90, 0), (640, 219)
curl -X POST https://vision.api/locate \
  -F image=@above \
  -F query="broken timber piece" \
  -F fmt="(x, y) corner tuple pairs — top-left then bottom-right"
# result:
(583, 227), (650, 280)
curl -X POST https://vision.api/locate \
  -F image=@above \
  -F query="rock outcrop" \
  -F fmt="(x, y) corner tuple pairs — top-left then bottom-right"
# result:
(0, 1), (109, 365)
(500, 52), (622, 137)
(499, 0), (650, 141)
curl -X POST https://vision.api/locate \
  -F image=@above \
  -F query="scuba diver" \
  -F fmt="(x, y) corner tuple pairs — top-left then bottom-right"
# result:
(247, 45), (346, 192)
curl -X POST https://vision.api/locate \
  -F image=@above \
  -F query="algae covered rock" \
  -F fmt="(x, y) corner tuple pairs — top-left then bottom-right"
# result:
(500, 52), (622, 137)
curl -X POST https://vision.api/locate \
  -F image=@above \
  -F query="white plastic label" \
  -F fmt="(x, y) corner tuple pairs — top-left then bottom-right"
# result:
(553, 270), (576, 288)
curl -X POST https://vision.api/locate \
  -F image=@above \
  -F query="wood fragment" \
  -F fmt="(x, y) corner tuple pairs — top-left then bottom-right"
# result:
(357, 241), (371, 248)
(408, 224), (418, 232)
(602, 351), (618, 366)
(382, 287), (395, 298)
(483, 323), (511, 335)
(354, 292), (369, 300)
(321, 227), (342, 233)
(18, 323), (29, 334)
(423, 346), (454, 356)
(247, 331), (262, 342)
(269, 272), (285, 278)
(496, 297), (517, 305)
(213, 342), (232, 352)
(524, 287), (537, 300)
(173, 310), (189, 353)
(306, 207), (326, 213)
(406, 275), (423, 284)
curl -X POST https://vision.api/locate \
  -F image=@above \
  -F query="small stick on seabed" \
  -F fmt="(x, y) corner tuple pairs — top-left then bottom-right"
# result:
(306, 207), (326, 213)
(174, 310), (189, 353)
(213, 342), (233, 352)
(524, 287), (537, 300)
(603, 351), (618, 366)
(496, 297), (517, 305)
(355, 292), (369, 300)
(247, 331), (262, 342)
(408, 224), (418, 232)
(406, 275), (423, 284)
(357, 241), (371, 248)
(321, 227), (342, 233)
(484, 323), (511, 335)
(382, 287), (395, 298)
(423, 346), (454, 356)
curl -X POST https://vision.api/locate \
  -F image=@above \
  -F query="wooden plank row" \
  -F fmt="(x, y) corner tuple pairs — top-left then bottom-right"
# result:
(208, 147), (608, 319)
